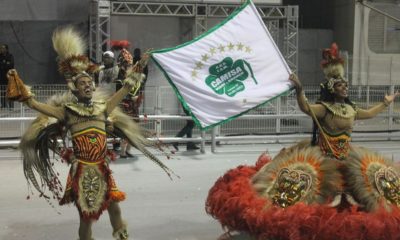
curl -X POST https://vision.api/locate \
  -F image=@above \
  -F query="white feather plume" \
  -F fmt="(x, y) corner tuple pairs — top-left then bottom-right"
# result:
(52, 26), (86, 60)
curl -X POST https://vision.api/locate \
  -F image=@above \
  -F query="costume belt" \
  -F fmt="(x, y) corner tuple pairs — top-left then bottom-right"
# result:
(319, 131), (351, 160)
(76, 158), (106, 165)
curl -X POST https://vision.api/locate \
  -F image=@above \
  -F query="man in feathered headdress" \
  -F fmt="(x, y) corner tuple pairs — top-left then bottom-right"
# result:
(7, 26), (174, 240)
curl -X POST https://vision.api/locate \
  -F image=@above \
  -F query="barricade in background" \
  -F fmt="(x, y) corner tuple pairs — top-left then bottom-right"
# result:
(0, 84), (399, 153)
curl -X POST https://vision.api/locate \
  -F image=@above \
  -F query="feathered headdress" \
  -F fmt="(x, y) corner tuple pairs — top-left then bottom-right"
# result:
(110, 40), (133, 69)
(52, 26), (98, 90)
(110, 40), (131, 50)
(320, 43), (347, 93)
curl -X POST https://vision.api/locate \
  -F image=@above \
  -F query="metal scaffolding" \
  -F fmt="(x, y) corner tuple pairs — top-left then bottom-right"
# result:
(89, 0), (298, 71)
(89, 0), (111, 62)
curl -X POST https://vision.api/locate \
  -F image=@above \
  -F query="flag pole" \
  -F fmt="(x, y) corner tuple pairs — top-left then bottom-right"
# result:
(305, 101), (335, 155)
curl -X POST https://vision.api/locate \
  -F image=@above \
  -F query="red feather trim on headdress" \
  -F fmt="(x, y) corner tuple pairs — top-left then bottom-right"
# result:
(110, 40), (131, 50)
(58, 55), (98, 77)
(321, 43), (344, 68)
(330, 43), (339, 59)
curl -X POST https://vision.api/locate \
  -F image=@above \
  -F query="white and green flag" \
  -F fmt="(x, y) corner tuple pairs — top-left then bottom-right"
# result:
(151, 0), (292, 130)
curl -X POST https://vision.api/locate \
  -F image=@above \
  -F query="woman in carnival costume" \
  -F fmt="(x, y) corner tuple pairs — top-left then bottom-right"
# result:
(206, 43), (400, 240)
(6, 26), (174, 240)
(110, 40), (150, 158)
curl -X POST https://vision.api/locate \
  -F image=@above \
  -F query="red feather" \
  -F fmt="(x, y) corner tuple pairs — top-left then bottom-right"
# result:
(110, 40), (131, 49)
(330, 43), (339, 59)
(206, 153), (400, 240)
(321, 42), (344, 68)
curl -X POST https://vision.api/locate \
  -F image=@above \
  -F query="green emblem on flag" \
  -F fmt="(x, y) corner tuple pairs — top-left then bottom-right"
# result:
(205, 57), (258, 97)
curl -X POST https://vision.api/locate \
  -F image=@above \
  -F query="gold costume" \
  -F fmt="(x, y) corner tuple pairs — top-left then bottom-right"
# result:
(13, 26), (173, 240)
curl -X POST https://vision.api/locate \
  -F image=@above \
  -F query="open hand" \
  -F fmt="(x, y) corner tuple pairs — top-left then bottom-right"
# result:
(384, 90), (400, 105)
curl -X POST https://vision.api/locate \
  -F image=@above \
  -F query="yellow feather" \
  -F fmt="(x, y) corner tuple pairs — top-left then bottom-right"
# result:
(52, 26), (86, 60)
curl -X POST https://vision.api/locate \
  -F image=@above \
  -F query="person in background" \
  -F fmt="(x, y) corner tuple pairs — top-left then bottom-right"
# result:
(111, 41), (139, 158)
(96, 50), (120, 151)
(96, 50), (122, 152)
(0, 44), (14, 108)
(173, 104), (200, 151)
(133, 48), (149, 92)
(131, 48), (148, 115)
(96, 50), (119, 96)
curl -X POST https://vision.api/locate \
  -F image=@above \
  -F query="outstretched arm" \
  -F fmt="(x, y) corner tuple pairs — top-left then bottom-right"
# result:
(106, 71), (143, 115)
(356, 90), (400, 120)
(25, 98), (65, 120)
(290, 74), (326, 119)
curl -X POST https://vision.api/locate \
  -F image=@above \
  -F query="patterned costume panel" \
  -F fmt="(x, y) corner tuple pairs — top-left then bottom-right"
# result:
(319, 130), (351, 160)
(72, 128), (107, 162)
(61, 127), (125, 220)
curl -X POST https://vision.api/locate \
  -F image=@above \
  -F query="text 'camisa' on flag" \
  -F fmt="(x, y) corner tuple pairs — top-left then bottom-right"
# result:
(151, 0), (292, 130)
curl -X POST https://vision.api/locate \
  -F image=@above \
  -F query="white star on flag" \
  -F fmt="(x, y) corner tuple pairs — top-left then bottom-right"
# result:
(151, 0), (292, 130)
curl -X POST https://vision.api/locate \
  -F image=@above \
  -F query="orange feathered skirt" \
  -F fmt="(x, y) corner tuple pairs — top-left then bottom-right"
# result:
(206, 143), (400, 240)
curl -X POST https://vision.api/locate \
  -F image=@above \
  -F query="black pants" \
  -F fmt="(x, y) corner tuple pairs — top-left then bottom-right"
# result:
(0, 85), (7, 108)
(176, 120), (195, 139)
(0, 85), (14, 108)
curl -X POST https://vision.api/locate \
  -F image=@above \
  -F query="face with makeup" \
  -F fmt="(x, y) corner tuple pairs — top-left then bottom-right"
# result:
(333, 80), (348, 102)
(74, 76), (95, 103)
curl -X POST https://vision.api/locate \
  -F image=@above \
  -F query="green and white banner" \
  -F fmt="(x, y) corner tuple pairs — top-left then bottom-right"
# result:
(151, 0), (292, 130)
